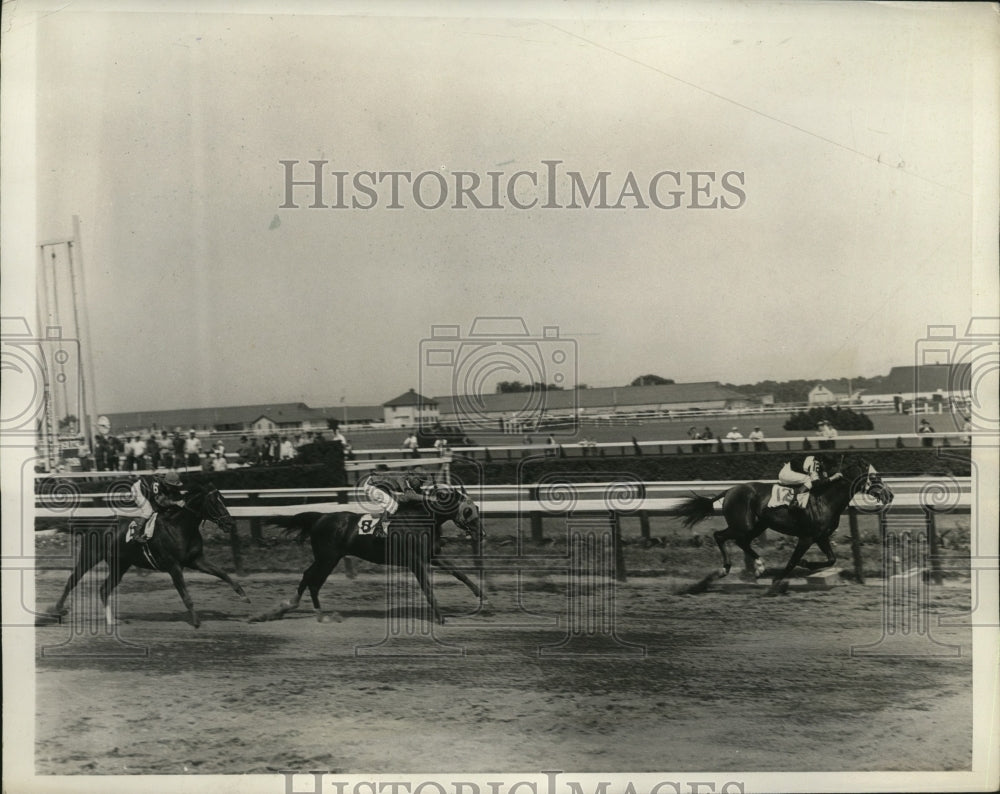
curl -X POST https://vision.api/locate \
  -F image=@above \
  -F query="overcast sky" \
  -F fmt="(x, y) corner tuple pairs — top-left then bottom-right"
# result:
(10, 1), (998, 412)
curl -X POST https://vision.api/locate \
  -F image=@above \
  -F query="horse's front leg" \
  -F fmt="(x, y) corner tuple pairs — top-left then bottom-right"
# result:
(166, 564), (200, 628)
(188, 556), (252, 604)
(800, 535), (837, 572)
(410, 560), (445, 625)
(765, 537), (815, 596)
(432, 556), (493, 615)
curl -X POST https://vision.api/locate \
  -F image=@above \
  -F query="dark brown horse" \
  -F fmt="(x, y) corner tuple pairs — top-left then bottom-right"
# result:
(672, 456), (893, 595)
(44, 483), (250, 627)
(251, 485), (489, 624)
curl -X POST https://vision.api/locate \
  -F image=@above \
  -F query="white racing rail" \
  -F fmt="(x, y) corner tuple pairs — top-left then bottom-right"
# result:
(33, 476), (972, 519)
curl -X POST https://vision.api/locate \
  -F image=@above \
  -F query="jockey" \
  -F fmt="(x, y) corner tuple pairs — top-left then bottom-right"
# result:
(129, 470), (186, 543)
(777, 455), (840, 506)
(362, 467), (427, 535)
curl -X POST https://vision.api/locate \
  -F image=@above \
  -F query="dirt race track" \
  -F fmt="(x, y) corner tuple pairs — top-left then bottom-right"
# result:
(34, 563), (973, 776)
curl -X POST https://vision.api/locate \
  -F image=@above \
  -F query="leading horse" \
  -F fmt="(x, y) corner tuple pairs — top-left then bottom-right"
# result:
(44, 482), (250, 627)
(672, 456), (893, 595)
(252, 484), (489, 624)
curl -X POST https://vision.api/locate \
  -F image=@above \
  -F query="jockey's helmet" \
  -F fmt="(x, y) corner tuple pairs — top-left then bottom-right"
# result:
(158, 470), (184, 491)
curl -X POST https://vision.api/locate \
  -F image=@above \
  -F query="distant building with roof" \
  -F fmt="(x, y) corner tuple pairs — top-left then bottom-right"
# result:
(808, 382), (863, 405)
(435, 381), (750, 426)
(859, 365), (971, 407)
(382, 389), (440, 428)
(104, 401), (385, 438)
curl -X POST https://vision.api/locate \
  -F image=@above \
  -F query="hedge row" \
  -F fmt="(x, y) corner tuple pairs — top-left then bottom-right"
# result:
(36, 444), (970, 495)
(447, 448), (971, 485)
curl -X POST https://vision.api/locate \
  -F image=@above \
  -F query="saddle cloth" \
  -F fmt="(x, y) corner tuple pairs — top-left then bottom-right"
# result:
(126, 515), (157, 542)
(768, 485), (809, 510)
(356, 513), (385, 537)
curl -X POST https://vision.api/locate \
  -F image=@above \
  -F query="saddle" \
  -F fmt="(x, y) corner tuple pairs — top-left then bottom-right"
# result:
(768, 484), (809, 510)
(126, 515), (157, 542)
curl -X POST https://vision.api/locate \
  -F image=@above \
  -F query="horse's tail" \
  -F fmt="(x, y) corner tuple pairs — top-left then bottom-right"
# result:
(268, 512), (325, 544)
(671, 490), (728, 529)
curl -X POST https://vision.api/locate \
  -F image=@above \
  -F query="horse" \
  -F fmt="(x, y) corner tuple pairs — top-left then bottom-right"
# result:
(672, 455), (894, 595)
(251, 484), (490, 625)
(44, 482), (250, 627)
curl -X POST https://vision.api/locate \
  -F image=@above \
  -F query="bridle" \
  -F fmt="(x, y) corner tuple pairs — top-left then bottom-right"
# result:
(181, 487), (235, 529)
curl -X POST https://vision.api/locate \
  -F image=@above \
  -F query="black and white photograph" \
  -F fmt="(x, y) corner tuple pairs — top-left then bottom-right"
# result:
(2, 2), (998, 793)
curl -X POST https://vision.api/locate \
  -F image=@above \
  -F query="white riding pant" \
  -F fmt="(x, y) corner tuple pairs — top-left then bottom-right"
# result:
(778, 464), (814, 489)
(364, 484), (399, 516)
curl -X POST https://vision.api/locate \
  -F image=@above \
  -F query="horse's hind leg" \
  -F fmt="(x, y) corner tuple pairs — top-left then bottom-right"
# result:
(305, 555), (345, 622)
(50, 558), (96, 618)
(99, 558), (133, 626)
(188, 556), (252, 604)
(166, 564), (200, 627)
(249, 557), (325, 622)
(713, 526), (738, 575)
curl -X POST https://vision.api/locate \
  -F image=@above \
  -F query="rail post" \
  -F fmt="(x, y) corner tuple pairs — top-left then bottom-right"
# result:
(612, 512), (627, 582)
(530, 511), (544, 544)
(848, 507), (865, 585)
(639, 510), (651, 541)
(924, 508), (944, 585)
(248, 493), (263, 545)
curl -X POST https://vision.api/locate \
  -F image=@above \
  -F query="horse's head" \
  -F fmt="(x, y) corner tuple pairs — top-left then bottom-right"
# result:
(185, 484), (237, 533)
(841, 457), (894, 507)
(426, 483), (484, 540)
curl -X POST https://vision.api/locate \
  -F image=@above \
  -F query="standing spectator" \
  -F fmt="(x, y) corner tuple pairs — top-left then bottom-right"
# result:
(434, 437), (450, 457)
(280, 436), (296, 460)
(402, 432), (419, 458)
(918, 418), (935, 447)
(211, 443), (228, 471)
(147, 432), (160, 470)
(76, 436), (93, 471)
(817, 420), (838, 450)
(702, 426), (714, 441)
(94, 434), (112, 471)
(131, 435), (147, 470)
(159, 431), (174, 468)
(184, 429), (202, 467)
(245, 437), (261, 465)
(329, 425), (351, 455)
(748, 426), (767, 452)
(173, 429), (186, 467)
(960, 416), (972, 445)
(725, 426), (744, 451)
(545, 435), (557, 457)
